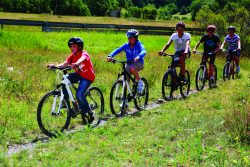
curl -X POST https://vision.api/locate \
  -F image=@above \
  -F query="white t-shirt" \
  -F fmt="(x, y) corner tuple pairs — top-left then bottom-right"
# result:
(170, 32), (191, 52)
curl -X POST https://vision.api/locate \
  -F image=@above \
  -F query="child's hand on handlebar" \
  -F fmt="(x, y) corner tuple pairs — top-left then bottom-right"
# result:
(70, 63), (78, 69)
(47, 64), (55, 69)
(107, 56), (113, 62)
(158, 51), (164, 56)
(134, 56), (140, 62)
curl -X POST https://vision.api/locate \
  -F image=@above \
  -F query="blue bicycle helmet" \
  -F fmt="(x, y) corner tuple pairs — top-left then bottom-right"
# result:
(126, 29), (139, 38)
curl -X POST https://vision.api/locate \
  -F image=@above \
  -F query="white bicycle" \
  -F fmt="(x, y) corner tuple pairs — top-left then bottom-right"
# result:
(37, 66), (104, 137)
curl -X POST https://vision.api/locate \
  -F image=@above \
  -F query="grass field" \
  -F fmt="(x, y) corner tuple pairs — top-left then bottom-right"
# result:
(0, 12), (198, 28)
(0, 26), (249, 165)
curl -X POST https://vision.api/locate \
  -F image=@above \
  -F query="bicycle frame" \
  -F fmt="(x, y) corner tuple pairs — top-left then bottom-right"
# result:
(115, 63), (136, 101)
(196, 51), (213, 80)
(51, 68), (78, 116)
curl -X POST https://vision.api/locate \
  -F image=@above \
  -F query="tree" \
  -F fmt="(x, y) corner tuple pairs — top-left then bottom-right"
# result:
(54, 0), (91, 16)
(28, 0), (51, 13)
(87, 0), (116, 16)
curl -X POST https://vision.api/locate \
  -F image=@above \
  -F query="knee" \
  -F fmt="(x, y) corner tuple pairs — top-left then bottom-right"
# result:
(130, 67), (136, 73)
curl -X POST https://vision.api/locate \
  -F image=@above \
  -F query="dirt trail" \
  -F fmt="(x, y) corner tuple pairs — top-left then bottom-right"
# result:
(6, 87), (209, 156)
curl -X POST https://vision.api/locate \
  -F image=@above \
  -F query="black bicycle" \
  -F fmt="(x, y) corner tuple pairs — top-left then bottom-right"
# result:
(161, 53), (190, 100)
(223, 49), (239, 81)
(109, 59), (149, 117)
(37, 66), (104, 137)
(194, 51), (218, 91)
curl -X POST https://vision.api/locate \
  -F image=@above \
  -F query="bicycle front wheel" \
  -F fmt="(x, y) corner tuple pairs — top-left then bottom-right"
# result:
(195, 66), (205, 91)
(180, 70), (190, 97)
(223, 63), (230, 81)
(37, 90), (71, 137)
(86, 86), (104, 125)
(110, 80), (126, 116)
(162, 71), (172, 100)
(134, 78), (149, 111)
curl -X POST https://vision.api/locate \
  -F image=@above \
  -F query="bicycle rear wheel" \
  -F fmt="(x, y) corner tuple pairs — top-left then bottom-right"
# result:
(223, 63), (230, 81)
(180, 70), (190, 97)
(134, 78), (149, 111)
(37, 90), (71, 137)
(162, 71), (173, 100)
(110, 79), (126, 116)
(195, 66), (205, 91)
(209, 65), (217, 88)
(86, 86), (104, 125)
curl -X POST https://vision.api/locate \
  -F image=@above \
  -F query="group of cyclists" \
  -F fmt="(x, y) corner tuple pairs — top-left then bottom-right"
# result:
(47, 21), (241, 123)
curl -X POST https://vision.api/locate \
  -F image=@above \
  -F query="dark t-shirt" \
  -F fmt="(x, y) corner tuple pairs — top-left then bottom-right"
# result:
(200, 34), (220, 53)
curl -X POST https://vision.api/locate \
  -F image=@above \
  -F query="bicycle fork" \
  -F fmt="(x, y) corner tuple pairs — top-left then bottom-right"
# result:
(201, 65), (207, 81)
(51, 89), (64, 116)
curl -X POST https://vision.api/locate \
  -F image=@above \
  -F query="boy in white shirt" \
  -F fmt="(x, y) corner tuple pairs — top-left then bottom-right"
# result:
(159, 22), (191, 81)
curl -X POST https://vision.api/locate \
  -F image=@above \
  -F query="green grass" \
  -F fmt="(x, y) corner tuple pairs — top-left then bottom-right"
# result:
(0, 28), (249, 165)
(0, 12), (197, 27)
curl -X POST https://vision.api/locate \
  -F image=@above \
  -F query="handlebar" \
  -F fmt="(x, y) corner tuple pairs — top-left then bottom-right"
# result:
(194, 51), (213, 56)
(109, 59), (134, 64)
(47, 66), (72, 71)
(161, 53), (175, 57)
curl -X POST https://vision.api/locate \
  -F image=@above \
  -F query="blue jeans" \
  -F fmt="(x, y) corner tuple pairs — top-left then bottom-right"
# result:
(62, 73), (92, 115)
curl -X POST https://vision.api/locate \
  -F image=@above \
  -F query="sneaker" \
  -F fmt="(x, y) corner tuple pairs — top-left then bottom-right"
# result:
(210, 77), (215, 85)
(137, 81), (145, 94)
(181, 76), (187, 83)
(88, 112), (95, 124)
(120, 100), (128, 109)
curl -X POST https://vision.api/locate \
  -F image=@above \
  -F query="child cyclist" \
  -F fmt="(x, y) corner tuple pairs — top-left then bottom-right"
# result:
(48, 37), (95, 123)
(193, 25), (221, 83)
(158, 22), (191, 82)
(220, 26), (241, 73)
(107, 29), (146, 93)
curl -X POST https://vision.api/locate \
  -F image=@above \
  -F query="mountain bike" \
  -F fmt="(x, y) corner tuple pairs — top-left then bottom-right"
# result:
(109, 59), (149, 117)
(194, 51), (218, 91)
(223, 49), (239, 80)
(161, 53), (190, 100)
(37, 66), (104, 137)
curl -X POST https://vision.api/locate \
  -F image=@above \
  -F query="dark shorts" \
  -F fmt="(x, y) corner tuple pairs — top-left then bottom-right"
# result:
(227, 49), (240, 60)
(202, 53), (216, 65)
(126, 62), (144, 72)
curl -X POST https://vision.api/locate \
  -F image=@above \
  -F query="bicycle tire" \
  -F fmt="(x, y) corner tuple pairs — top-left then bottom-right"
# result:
(110, 79), (126, 116)
(134, 78), (149, 111)
(86, 86), (105, 125)
(37, 90), (71, 137)
(162, 71), (173, 100)
(195, 66), (205, 91)
(180, 70), (190, 97)
(223, 63), (230, 81)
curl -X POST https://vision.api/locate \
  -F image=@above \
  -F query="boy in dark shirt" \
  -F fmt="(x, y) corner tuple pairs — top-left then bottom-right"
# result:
(193, 25), (221, 82)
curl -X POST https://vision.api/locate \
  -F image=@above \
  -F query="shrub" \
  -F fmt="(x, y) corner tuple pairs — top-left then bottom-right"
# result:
(172, 16), (180, 20)
(120, 8), (128, 18)
(142, 6), (157, 20)
(224, 104), (250, 144)
(127, 6), (141, 18)
(196, 5), (250, 55)
(87, 0), (110, 16)
(196, 6), (226, 36)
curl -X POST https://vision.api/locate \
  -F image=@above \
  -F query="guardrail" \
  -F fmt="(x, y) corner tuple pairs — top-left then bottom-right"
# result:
(0, 19), (204, 35)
